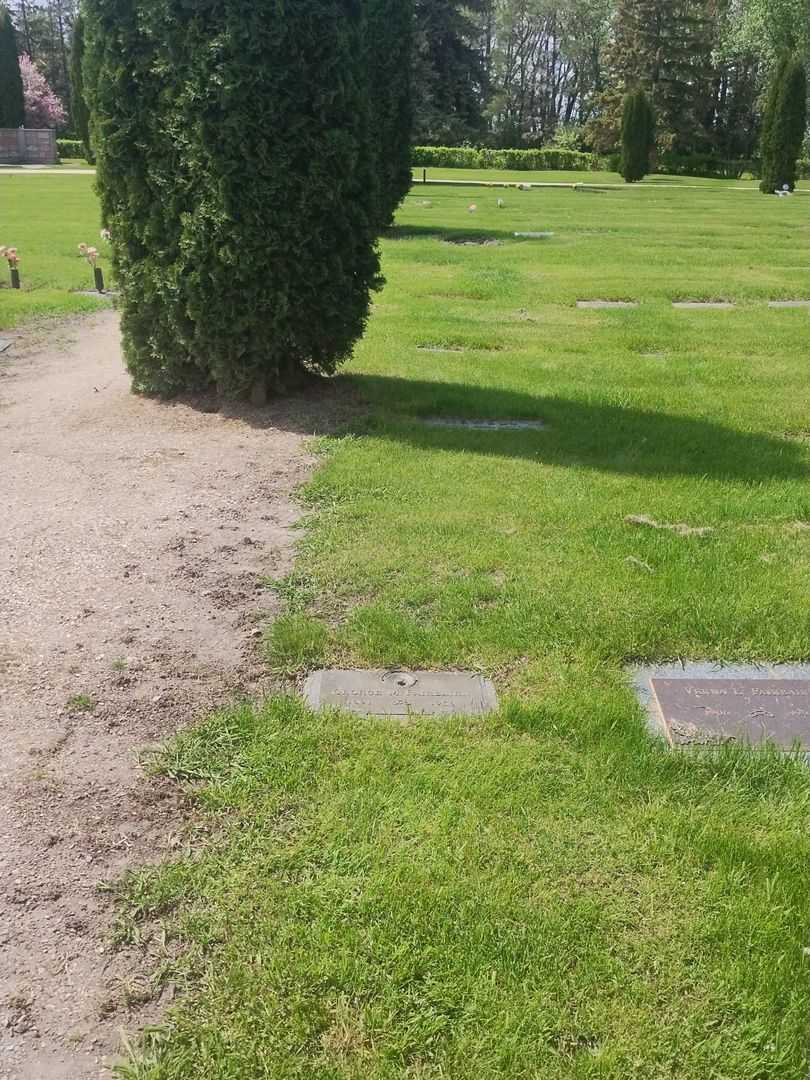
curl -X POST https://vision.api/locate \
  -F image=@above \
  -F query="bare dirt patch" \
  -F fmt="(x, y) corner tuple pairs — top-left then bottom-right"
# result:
(0, 312), (346, 1079)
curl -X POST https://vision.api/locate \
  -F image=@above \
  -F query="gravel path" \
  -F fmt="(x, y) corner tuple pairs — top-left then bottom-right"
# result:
(0, 312), (332, 1078)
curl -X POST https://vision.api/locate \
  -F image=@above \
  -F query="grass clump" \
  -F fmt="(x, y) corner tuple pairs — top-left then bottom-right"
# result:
(265, 614), (330, 676)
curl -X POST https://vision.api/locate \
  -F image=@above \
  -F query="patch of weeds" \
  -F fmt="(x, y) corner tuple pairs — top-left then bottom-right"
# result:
(111, 658), (128, 672)
(66, 693), (96, 713)
(266, 571), (318, 613)
(265, 613), (330, 675)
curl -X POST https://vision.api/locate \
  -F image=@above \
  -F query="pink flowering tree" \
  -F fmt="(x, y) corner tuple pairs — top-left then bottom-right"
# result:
(19, 55), (66, 129)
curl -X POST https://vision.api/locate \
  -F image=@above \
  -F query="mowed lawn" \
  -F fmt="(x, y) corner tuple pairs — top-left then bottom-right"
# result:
(5, 174), (810, 1078)
(1, 174), (107, 329)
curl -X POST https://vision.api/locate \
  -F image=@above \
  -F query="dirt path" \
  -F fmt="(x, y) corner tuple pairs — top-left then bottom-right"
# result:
(0, 312), (335, 1079)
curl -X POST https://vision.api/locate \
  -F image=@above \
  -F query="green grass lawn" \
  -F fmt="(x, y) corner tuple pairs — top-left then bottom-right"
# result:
(5, 172), (810, 1078)
(1, 174), (108, 330)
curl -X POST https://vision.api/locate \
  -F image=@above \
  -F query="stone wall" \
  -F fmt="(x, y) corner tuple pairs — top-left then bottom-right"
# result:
(0, 128), (58, 165)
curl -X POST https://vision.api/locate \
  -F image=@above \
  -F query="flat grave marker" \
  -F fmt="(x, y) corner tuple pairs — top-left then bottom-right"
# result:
(420, 417), (547, 431)
(304, 669), (498, 718)
(767, 300), (810, 309)
(634, 663), (810, 750)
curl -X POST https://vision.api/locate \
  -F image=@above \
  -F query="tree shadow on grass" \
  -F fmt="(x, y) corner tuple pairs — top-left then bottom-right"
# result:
(344, 374), (807, 482)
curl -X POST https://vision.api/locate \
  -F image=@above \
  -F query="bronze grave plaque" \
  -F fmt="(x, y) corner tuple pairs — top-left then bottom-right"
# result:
(650, 678), (810, 749)
(304, 669), (498, 718)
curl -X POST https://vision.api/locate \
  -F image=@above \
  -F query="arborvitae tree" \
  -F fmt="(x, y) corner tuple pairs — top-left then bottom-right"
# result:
(0, 4), (24, 127)
(759, 54), (807, 193)
(69, 11), (93, 161)
(84, 0), (382, 401)
(619, 88), (655, 181)
(366, 0), (413, 226)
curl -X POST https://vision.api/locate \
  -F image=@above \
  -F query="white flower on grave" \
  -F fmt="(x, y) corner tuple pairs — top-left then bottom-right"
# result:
(100, 228), (112, 242)
(468, 203), (477, 213)
(78, 243), (88, 254)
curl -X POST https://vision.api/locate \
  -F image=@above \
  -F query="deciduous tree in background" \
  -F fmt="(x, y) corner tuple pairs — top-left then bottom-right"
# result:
(0, 4), (25, 127)
(759, 53), (808, 193)
(20, 52), (65, 126)
(619, 86), (654, 181)
(85, 0), (383, 401)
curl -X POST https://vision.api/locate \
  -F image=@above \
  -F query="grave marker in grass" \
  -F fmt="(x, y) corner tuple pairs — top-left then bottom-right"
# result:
(635, 664), (810, 751)
(304, 669), (498, 717)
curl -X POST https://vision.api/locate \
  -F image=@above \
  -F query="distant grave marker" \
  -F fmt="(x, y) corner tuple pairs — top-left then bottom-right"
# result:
(673, 301), (734, 310)
(577, 300), (638, 309)
(514, 231), (555, 239)
(767, 300), (810, 308)
(634, 663), (810, 750)
(304, 669), (498, 718)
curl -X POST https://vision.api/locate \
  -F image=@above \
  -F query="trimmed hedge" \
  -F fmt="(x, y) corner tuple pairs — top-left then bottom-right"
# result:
(85, 0), (382, 400)
(57, 138), (86, 159)
(412, 146), (603, 171)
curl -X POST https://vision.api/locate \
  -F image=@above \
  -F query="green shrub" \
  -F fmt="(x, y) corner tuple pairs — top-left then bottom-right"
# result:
(56, 138), (85, 159)
(366, 0), (413, 225)
(619, 89), (655, 183)
(85, 0), (382, 400)
(759, 54), (808, 194)
(411, 146), (603, 171)
(0, 4), (24, 128)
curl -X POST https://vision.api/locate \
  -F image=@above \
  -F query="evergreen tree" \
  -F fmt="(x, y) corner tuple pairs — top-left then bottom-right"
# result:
(0, 4), (24, 127)
(759, 53), (807, 193)
(69, 11), (92, 160)
(591, 0), (715, 154)
(412, 0), (487, 144)
(85, 0), (382, 400)
(366, 0), (413, 225)
(619, 87), (654, 181)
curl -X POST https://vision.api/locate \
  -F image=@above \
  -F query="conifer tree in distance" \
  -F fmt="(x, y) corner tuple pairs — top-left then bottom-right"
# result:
(619, 89), (655, 183)
(70, 12), (93, 162)
(759, 54), (807, 194)
(366, 0), (414, 226)
(0, 4), (25, 128)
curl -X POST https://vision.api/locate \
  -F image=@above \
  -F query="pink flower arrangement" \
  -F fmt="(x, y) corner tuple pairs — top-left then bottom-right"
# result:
(0, 246), (19, 267)
(78, 243), (100, 267)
